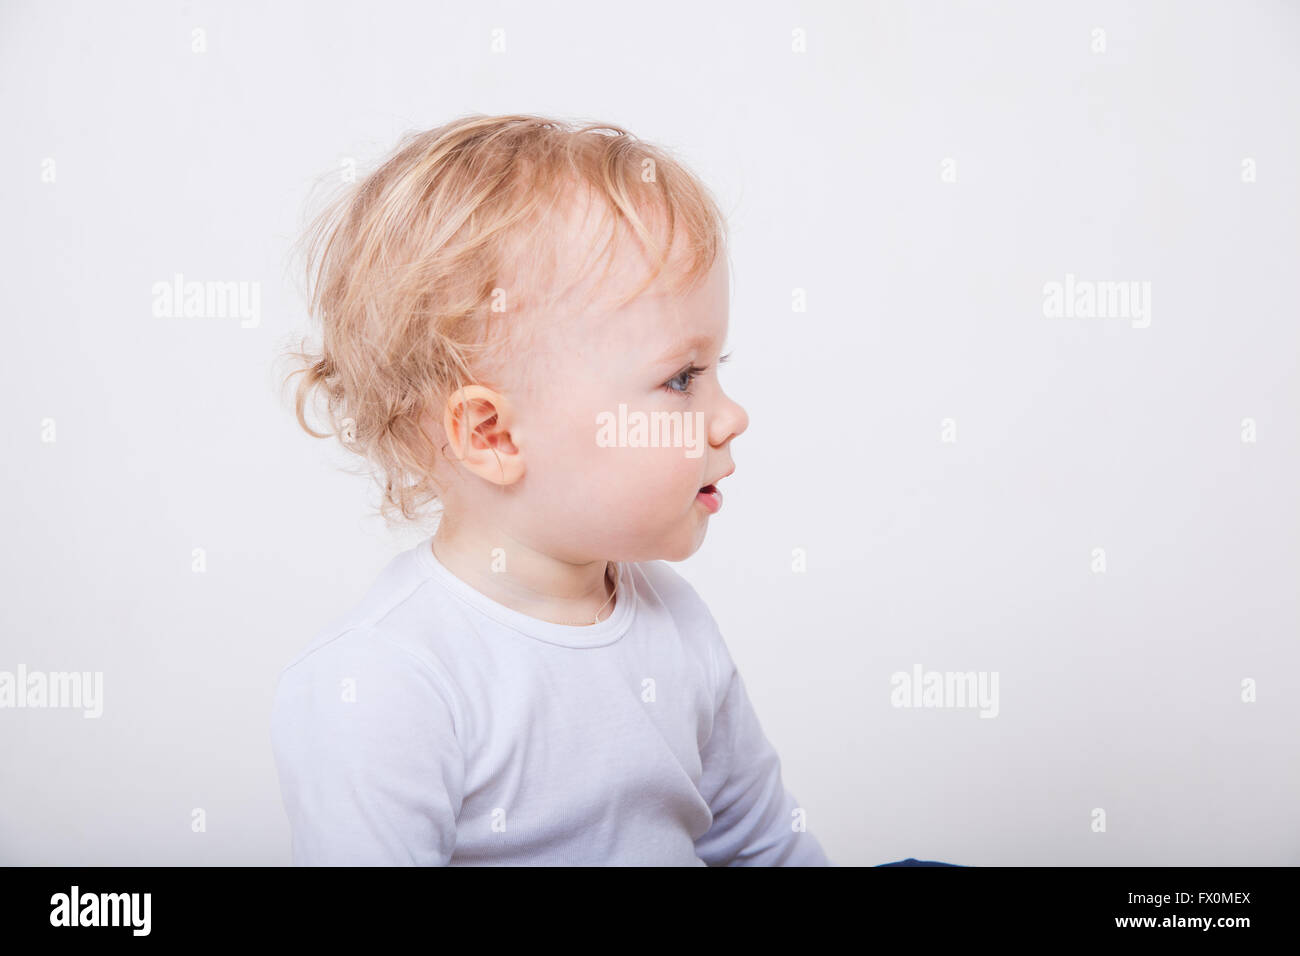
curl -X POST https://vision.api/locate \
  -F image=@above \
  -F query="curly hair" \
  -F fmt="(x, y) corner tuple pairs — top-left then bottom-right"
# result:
(279, 113), (729, 527)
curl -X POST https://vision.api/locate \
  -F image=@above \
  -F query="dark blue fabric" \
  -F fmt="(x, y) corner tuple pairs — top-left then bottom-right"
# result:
(877, 858), (964, 866)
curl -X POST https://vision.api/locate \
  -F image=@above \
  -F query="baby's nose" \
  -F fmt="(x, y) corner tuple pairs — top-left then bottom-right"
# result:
(711, 395), (748, 446)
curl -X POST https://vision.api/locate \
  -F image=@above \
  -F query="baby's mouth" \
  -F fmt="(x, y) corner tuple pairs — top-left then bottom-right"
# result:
(695, 483), (723, 514)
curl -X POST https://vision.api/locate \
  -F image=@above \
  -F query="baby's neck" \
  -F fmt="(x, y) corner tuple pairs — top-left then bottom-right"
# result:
(431, 524), (616, 626)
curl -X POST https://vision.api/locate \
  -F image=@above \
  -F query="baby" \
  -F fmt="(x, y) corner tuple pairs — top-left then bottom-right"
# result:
(271, 114), (831, 866)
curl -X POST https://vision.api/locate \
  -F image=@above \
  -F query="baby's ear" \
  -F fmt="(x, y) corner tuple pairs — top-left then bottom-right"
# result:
(441, 385), (524, 485)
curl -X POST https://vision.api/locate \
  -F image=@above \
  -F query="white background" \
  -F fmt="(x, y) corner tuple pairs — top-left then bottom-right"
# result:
(1, 0), (1296, 865)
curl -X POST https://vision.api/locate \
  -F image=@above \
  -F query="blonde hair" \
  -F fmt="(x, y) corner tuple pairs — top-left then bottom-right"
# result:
(280, 113), (729, 527)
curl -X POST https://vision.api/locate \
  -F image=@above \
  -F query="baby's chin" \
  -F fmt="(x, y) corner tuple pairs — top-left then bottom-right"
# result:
(569, 524), (707, 565)
(656, 537), (706, 563)
(629, 522), (710, 564)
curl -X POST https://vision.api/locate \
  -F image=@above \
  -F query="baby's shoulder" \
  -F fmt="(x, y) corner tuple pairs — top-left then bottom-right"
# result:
(628, 560), (726, 674)
(274, 621), (457, 705)
(276, 541), (462, 686)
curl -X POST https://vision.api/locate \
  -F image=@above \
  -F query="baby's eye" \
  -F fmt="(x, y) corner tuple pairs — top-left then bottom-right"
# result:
(663, 364), (706, 395)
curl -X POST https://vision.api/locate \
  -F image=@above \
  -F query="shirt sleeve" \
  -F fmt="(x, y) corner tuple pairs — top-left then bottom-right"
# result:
(694, 617), (833, 866)
(270, 628), (464, 865)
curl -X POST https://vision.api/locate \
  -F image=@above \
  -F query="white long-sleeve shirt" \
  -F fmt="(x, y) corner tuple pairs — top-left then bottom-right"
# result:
(270, 536), (831, 866)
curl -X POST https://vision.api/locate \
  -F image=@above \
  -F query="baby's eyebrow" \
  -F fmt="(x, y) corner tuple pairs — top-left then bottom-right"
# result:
(653, 333), (717, 366)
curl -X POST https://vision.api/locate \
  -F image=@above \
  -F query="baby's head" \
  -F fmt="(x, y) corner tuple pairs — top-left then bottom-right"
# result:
(285, 114), (748, 563)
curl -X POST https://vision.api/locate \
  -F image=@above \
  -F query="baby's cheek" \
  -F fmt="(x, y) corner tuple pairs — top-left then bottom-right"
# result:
(561, 407), (700, 510)
(627, 447), (700, 505)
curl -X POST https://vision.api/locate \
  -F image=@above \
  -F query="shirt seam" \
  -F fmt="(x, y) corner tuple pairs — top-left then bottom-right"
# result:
(278, 619), (469, 750)
(369, 630), (470, 755)
(278, 569), (471, 752)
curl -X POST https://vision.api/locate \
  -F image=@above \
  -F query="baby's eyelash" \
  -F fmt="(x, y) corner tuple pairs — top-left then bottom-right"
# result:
(663, 364), (708, 396)
(661, 351), (732, 397)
